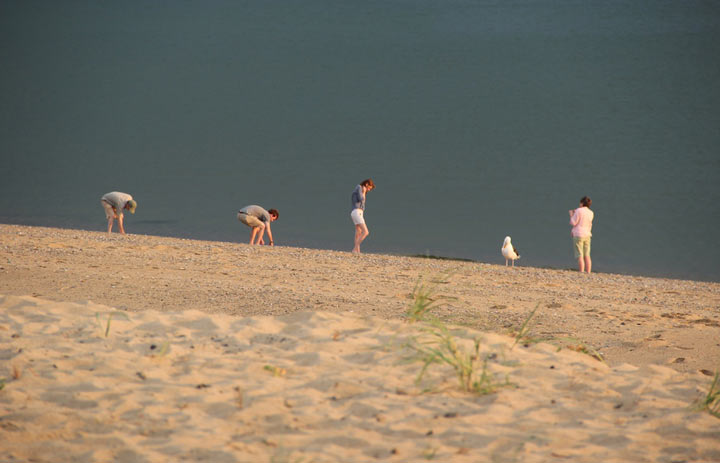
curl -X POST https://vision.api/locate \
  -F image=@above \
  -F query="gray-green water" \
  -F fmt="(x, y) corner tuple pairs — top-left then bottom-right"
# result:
(2, 1), (719, 281)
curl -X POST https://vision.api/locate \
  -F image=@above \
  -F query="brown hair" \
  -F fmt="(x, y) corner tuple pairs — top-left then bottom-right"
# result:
(580, 196), (592, 207)
(268, 208), (279, 219)
(360, 178), (375, 189)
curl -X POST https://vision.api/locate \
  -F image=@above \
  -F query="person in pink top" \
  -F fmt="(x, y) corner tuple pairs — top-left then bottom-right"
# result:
(569, 196), (594, 273)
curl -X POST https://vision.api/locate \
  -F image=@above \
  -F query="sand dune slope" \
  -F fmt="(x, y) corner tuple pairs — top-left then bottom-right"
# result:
(1, 295), (718, 463)
(1, 224), (719, 378)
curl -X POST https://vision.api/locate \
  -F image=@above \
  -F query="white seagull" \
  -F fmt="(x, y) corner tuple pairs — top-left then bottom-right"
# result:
(501, 236), (520, 267)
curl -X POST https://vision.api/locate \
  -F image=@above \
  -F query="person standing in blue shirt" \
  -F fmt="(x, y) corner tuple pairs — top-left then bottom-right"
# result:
(350, 179), (375, 253)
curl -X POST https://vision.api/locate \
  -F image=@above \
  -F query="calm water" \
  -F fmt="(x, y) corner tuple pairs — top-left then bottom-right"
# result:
(1, 1), (719, 281)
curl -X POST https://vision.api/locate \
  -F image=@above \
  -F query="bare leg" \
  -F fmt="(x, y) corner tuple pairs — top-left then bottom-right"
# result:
(117, 214), (125, 235)
(353, 227), (362, 253)
(585, 256), (592, 273)
(107, 217), (114, 233)
(505, 259), (508, 266)
(353, 224), (369, 253)
(577, 257), (585, 273)
(250, 224), (265, 244)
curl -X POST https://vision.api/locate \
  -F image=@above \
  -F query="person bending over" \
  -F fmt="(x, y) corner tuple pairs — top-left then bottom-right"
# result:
(238, 205), (279, 245)
(101, 191), (137, 235)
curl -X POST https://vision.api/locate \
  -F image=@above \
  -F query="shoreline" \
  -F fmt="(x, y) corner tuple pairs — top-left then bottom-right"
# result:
(2, 221), (715, 284)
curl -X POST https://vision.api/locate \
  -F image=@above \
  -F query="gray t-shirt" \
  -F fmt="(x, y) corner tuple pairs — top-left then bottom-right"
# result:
(239, 205), (271, 223)
(101, 191), (133, 210)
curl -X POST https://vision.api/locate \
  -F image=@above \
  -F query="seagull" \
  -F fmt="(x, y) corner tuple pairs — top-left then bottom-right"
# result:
(501, 236), (520, 267)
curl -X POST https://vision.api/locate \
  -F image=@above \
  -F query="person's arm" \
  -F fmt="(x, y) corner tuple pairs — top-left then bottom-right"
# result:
(569, 208), (580, 226)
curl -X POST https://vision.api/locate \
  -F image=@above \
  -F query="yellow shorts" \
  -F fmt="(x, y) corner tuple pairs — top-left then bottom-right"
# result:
(573, 237), (591, 258)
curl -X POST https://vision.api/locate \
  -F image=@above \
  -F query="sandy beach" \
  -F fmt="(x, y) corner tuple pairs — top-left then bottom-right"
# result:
(1, 224), (719, 462)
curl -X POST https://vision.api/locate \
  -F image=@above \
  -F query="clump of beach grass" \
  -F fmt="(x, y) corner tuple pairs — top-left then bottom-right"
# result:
(406, 272), (456, 323)
(264, 365), (287, 377)
(96, 311), (130, 337)
(509, 304), (605, 362)
(693, 371), (720, 418)
(150, 340), (170, 358)
(511, 303), (541, 348)
(558, 339), (605, 362)
(404, 274), (512, 394)
(421, 446), (438, 460)
(408, 318), (512, 395)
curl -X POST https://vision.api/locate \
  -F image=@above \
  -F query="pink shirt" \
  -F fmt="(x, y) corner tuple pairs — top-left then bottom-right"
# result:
(570, 207), (594, 238)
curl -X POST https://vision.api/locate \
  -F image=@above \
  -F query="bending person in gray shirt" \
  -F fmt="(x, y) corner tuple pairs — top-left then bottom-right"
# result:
(101, 191), (137, 234)
(238, 205), (279, 245)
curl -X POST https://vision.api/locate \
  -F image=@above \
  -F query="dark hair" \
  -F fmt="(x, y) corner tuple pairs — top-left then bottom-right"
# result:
(580, 196), (592, 207)
(268, 208), (279, 219)
(360, 178), (375, 189)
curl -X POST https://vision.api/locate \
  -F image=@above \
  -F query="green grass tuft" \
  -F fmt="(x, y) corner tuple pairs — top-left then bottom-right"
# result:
(264, 365), (287, 377)
(96, 311), (131, 337)
(509, 305), (605, 362)
(410, 254), (475, 263)
(406, 273), (456, 323)
(404, 274), (513, 395)
(693, 371), (720, 418)
(408, 318), (512, 395)
(511, 303), (540, 348)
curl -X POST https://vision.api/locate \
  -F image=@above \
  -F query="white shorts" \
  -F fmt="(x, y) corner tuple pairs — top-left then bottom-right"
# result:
(351, 209), (365, 226)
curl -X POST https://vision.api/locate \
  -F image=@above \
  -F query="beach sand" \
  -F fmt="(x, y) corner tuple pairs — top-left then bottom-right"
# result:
(1, 224), (719, 461)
